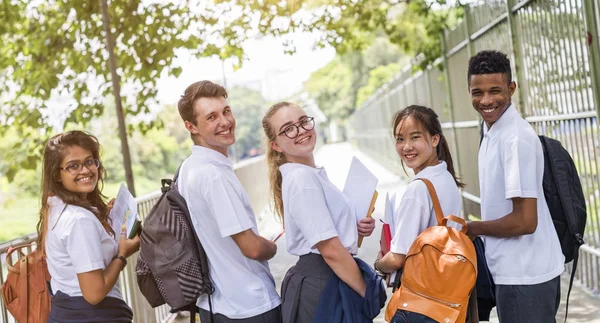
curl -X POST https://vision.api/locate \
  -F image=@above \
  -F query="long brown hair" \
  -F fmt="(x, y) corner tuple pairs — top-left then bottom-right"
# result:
(37, 131), (114, 249)
(391, 105), (465, 188)
(262, 102), (298, 221)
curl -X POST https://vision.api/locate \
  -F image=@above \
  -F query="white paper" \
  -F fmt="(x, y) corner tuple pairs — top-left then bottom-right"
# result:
(109, 183), (139, 237)
(384, 193), (393, 227)
(342, 157), (379, 222)
(389, 193), (396, 232)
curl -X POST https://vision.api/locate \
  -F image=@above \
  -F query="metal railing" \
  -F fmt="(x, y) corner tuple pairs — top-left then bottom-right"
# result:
(0, 154), (271, 322)
(349, 0), (600, 296)
(0, 190), (170, 323)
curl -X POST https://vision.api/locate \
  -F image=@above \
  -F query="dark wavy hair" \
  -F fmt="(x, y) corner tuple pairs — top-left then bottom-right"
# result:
(468, 50), (512, 84)
(391, 105), (464, 188)
(37, 131), (113, 249)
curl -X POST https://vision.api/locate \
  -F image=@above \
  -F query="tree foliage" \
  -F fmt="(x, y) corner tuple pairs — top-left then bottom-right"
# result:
(0, 0), (464, 180)
(304, 36), (406, 122)
(0, 0), (252, 179)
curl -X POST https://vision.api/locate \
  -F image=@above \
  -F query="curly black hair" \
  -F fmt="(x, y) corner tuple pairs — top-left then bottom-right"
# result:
(467, 50), (512, 83)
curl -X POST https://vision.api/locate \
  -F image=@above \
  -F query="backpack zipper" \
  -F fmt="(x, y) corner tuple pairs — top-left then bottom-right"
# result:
(405, 285), (461, 308)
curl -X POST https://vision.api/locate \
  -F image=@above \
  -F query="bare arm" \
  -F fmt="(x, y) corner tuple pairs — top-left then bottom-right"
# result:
(231, 229), (277, 261)
(316, 237), (366, 297)
(376, 251), (406, 274)
(77, 234), (140, 305)
(469, 197), (538, 238)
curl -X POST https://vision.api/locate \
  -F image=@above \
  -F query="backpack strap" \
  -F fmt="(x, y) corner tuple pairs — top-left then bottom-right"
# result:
(415, 178), (444, 225)
(19, 253), (29, 322)
(564, 246), (580, 323)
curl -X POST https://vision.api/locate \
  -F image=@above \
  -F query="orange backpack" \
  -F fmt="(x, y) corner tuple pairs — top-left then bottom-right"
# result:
(385, 178), (478, 323)
(1, 244), (52, 323)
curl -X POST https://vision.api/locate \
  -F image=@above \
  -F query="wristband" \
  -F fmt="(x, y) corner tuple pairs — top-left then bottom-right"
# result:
(113, 255), (127, 268)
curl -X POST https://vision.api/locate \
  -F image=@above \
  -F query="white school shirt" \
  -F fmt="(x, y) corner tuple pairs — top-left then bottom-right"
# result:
(279, 163), (359, 256)
(45, 196), (122, 299)
(390, 161), (463, 255)
(479, 104), (564, 285)
(177, 145), (280, 319)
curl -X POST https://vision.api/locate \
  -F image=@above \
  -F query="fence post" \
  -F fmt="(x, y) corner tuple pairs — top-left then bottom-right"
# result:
(439, 33), (463, 180)
(505, 0), (526, 114)
(583, 0), (600, 121)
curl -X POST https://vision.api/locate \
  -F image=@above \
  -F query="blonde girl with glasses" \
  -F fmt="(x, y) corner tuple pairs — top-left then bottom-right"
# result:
(263, 102), (382, 323)
(38, 130), (140, 322)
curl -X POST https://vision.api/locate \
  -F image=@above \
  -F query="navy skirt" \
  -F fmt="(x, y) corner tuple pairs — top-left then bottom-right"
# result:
(47, 290), (133, 323)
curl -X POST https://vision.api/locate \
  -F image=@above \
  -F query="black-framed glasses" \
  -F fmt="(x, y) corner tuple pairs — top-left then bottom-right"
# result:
(278, 117), (315, 139)
(60, 159), (100, 175)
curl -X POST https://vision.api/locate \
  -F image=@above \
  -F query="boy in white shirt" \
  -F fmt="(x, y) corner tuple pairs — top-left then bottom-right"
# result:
(467, 50), (564, 323)
(176, 80), (281, 322)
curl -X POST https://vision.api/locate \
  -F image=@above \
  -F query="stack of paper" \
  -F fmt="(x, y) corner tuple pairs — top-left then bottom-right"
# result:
(342, 157), (379, 247)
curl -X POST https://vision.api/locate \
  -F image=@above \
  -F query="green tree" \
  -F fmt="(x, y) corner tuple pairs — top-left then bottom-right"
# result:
(0, 0), (251, 180)
(304, 36), (406, 121)
(356, 62), (403, 107)
(227, 86), (268, 160)
(0, 0), (464, 180)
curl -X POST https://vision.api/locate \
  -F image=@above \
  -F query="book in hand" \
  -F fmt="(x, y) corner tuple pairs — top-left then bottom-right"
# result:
(381, 192), (399, 288)
(380, 192), (396, 253)
(109, 183), (142, 239)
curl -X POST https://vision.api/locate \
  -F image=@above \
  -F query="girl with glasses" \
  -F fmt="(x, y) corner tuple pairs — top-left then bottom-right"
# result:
(38, 130), (140, 322)
(262, 102), (382, 323)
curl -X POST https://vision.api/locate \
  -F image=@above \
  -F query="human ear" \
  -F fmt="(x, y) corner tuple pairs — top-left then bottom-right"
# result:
(270, 140), (283, 153)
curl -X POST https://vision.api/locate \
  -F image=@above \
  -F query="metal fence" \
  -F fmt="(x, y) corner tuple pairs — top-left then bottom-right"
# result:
(349, 0), (600, 296)
(0, 190), (171, 323)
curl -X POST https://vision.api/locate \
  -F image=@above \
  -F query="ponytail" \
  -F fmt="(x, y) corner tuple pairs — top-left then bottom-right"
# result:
(437, 135), (464, 188)
(262, 102), (296, 221)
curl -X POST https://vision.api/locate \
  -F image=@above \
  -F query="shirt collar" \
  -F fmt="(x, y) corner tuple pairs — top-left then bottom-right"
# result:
(414, 161), (448, 179)
(483, 103), (519, 139)
(191, 145), (233, 168)
(279, 162), (326, 177)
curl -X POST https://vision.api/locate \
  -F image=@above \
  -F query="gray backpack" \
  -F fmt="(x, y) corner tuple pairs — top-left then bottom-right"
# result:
(135, 168), (214, 322)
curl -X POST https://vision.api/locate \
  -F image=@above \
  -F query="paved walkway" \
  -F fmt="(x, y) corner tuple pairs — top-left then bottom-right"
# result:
(175, 142), (600, 322)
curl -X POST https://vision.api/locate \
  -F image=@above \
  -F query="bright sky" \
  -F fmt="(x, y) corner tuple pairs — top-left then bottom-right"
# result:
(155, 32), (336, 105)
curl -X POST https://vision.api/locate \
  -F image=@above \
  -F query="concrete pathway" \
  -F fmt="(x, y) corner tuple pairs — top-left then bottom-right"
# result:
(174, 142), (600, 322)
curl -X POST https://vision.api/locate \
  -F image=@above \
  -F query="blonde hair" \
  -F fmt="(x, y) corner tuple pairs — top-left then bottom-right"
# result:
(262, 101), (300, 221)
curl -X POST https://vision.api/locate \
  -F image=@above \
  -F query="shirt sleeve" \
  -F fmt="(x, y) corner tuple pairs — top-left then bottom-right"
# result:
(390, 197), (430, 255)
(502, 136), (538, 199)
(204, 176), (254, 238)
(288, 179), (338, 249)
(64, 215), (106, 274)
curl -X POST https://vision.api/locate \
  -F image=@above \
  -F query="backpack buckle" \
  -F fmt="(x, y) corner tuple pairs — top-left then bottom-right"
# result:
(161, 179), (173, 193)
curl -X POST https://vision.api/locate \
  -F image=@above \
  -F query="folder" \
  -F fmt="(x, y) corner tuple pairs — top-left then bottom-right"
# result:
(357, 190), (378, 247)
(380, 223), (392, 254)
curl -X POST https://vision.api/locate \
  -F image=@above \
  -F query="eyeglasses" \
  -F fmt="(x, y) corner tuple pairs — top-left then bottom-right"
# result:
(278, 117), (315, 139)
(60, 159), (100, 175)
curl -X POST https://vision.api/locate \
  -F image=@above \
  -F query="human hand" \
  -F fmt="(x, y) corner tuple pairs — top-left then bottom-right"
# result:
(377, 249), (384, 261)
(358, 217), (376, 237)
(117, 228), (140, 259)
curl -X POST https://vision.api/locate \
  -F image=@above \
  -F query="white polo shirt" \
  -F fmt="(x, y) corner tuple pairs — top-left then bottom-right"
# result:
(390, 161), (463, 255)
(479, 105), (564, 285)
(178, 145), (280, 319)
(45, 196), (122, 299)
(280, 163), (359, 256)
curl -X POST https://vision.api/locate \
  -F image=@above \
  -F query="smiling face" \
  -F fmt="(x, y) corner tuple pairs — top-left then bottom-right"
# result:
(58, 145), (99, 199)
(185, 96), (236, 156)
(395, 116), (439, 174)
(268, 104), (317, 166)
(469, 73), (516, 128)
